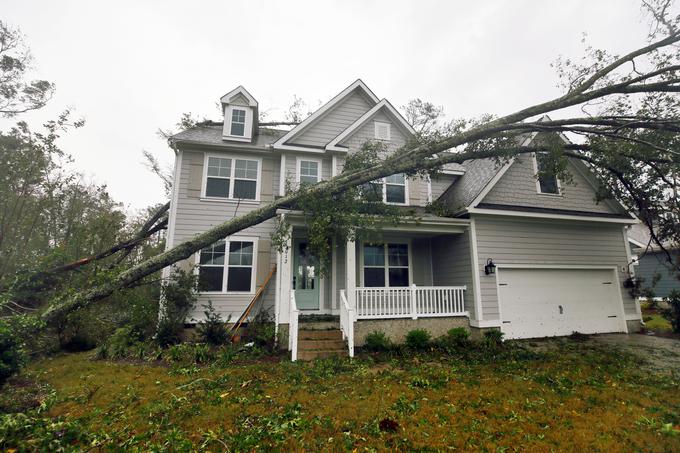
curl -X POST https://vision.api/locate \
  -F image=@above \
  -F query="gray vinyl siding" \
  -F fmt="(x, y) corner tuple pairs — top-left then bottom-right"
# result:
(634, 250), (680, 298)
(411, 238), (434, 286)
(483, 157), (620, 214)
(430, 232), (476, 318)
(172, 150), (278, 322)
(429, 174), (457, 202)
(338, 112), (430, 206)
(290, 91), (373, 147)
(473, 215), (637, 320)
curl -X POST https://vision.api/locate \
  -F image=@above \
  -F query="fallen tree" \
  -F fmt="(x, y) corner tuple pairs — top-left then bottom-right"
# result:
(41, 1), (680, 323)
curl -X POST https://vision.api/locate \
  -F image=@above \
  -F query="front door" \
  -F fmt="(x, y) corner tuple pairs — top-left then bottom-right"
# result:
(293, 240), (320, 310)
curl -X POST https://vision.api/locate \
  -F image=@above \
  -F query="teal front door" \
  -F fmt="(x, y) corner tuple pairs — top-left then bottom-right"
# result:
(293, 240), (320, 310)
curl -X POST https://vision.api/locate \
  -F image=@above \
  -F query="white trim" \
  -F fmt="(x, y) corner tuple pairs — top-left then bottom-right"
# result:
(383, 174), (409, 205)
(374, 121), (391, 141)
(331, 155), (338, 177)
(467, 207), (637, 224)
(220, 85), (258, 107)
(495, 264), (629, 334)
(627, 235), (647, 249)
(532, 152), (562, 196)
(426, 176), (433, 204)
(469, 159), (515, 208)
(332, 238), (337, 310)
(469, 219), (483, 321)
(295, 156), (323, 185)
(626, 314), (642, 321)
(470, 319), (501, 328)
(194, 236), (259, 295)
(165, 149), (183, 250)
(325, 99), (416, 152)
(622, 226), (643, 321)
(201, 152), (262, 202)
(273, 79), (380, 149)
(279, 153), (286, 196)
(223, 105), (254, 142)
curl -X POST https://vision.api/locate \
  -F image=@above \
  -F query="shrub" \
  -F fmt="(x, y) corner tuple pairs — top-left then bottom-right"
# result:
(443, 327), (470, 349)
(0, 320), (23, 386)
(662, 290), (680, 333)
(483, 329), (504, 347)
(405, 329), (431, 350)
(364, 331), (391, 352)
(196, 301), (230, 346)
(156, 268), (198, 347)
(96, 327), (140, 360)
(246, 309), (276, 351)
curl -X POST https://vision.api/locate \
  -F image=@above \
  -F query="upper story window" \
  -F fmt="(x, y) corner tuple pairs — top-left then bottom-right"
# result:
(374, 121), (391, 141)
(231, 109), (247, 136)
(197, 238), (256, 293)
(204, 155), (260, 201)
(363, 243), (410, 287)
(297, 158), (321, 185)
(360, 173), (408, 205)
(534, 153), (561, 195)
(222, 105), (253, 142)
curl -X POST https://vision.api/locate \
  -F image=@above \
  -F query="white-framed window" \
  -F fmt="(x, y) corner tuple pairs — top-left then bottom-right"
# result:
(230, 108), (246, 136)
(222, 105), (253, 141)
(374, 121), (391, 141)
(362, 242), (410, 287)
(203, 154), (261, 201)
(361, 174), (409, 205)
(533, 152), (561, 195)
(296, 157), (321, 185)
(197, 238), (257, 293)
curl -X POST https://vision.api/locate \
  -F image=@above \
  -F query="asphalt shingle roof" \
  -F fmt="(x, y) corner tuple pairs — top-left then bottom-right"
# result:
(171, 125), (287, 149)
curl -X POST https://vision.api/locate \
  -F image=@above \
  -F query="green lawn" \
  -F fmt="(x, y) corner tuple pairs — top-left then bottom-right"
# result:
(645, 313), (673, 331)
(1, 341), (679, 451)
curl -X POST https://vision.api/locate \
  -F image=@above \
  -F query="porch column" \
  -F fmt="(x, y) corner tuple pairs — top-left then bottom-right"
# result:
(346, 239), (356, 309)
(279, 231), (293, 324)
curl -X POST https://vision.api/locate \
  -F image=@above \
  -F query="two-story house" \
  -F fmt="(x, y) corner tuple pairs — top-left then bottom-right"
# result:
(165, 80), (641, 359)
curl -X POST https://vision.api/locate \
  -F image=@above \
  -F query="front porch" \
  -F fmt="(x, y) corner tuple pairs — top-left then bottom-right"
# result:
(274, 213), (475, 360)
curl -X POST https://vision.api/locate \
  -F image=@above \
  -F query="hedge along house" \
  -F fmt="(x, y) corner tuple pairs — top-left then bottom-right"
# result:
(163, 80), (641, 360)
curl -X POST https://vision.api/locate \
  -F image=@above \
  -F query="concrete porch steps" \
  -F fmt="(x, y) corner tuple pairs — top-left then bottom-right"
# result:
(297, 327), (348, 361)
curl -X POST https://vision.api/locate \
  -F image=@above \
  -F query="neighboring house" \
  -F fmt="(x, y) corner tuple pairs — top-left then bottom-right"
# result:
(627, 223), (680, 298)
(163, 79), (641, 359)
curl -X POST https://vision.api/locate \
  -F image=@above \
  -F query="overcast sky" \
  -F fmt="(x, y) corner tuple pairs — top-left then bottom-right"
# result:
(2, 0), (651, 211)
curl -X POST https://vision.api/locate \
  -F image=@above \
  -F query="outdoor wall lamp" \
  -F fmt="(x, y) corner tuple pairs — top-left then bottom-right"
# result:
(484, 258), (496, 275)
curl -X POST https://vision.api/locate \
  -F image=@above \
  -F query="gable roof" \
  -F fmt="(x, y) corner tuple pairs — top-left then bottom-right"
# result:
(220, 86), (258, 107)
(439, 117), (634, 219)
(273, 79), (379, 151)
(326, 99), (416, 151)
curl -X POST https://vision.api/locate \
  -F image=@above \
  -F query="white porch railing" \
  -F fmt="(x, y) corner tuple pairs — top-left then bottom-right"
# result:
(355, 285), (467, 319)
(288, 290), (300, 361)
(339, 290), (355, 358)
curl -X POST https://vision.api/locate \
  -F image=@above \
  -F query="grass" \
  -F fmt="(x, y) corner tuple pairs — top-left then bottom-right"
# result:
(1, 341), (679, 451)
(645, 313), (673, 331)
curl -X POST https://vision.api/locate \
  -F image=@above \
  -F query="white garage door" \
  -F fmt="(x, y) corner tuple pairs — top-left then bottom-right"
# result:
(498, 268), (626, 339)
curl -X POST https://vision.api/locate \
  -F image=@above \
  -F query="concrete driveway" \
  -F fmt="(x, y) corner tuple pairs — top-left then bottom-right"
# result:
(522, 332), (680, 374)
(589, 333), (680, 374)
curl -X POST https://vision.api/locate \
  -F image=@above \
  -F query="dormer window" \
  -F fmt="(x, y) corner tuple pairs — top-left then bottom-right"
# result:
(374, 121), (391, 141)
(231, 109), (246, 136)
(220, 86), (258, 142)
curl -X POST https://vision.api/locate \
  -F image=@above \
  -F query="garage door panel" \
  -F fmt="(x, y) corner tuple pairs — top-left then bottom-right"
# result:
(498, 268), (625, 339)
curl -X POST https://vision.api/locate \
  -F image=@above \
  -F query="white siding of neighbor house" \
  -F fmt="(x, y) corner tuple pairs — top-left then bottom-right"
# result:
(172, 150), (278, 322)
(483, 157), (622, 214)
(290, 90), (374, 147)
(473, 215), (637, 321)
(430, 232), (476, 318)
